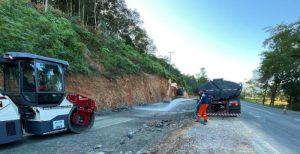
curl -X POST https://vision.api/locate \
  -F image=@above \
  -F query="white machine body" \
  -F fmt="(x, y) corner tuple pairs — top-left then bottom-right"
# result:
(24, 98), (74, 135)
(0, 94), (22, 144)
(0, 52), (95, 145)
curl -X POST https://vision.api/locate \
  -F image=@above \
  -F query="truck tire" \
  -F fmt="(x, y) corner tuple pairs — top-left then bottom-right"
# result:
(68, 106), (95, 134)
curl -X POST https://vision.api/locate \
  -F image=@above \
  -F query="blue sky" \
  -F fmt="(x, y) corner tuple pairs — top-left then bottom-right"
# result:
(125, 0), (300, 82)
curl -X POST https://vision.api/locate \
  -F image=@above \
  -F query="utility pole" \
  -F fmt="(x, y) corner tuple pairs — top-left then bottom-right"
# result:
(168, 51), (174, 72)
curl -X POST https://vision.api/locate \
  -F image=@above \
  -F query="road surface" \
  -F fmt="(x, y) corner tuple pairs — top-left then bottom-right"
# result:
(0, 98), (196, 154)
(241, 101), (300, 154)
(1, 99), (300, 154)
(159, 101), (300, 154)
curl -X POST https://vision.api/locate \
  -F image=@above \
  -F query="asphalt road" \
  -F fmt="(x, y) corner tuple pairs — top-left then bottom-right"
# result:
(151, 100), (300, 154)
(241, 101), (300, 154)
(0, 98), (196, 154)
(1, 99), (299, 154)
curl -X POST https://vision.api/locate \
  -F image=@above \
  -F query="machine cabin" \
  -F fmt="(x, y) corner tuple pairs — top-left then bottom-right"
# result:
(0, 52), (69, 106)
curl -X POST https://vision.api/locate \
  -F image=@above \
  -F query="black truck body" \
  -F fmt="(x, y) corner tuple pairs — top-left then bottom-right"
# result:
(197, 79), (242, 116)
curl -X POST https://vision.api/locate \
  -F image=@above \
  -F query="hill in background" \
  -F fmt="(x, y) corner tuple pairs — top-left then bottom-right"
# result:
(0, 0), (205, 93)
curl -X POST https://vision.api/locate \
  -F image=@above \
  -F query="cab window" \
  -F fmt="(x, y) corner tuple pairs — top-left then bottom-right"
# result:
(4, 64), (19, 92)
(36, 62), (63, 92)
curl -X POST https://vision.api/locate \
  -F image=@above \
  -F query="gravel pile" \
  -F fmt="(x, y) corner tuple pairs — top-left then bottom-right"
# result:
(151, 117), (257, 154)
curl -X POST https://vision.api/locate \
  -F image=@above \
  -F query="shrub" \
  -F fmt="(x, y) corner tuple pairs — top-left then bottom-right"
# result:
(0, 0), (199, 94)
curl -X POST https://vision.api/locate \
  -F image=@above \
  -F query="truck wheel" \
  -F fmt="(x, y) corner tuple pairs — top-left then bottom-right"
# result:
(68, 106), (95, 134)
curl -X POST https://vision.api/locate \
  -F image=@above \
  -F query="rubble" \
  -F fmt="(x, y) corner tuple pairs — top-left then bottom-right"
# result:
(2, 101), (196, 154)
(120, 139), (126, 145)
(126, 132), (134, 139)
(93, 145), (102, 150)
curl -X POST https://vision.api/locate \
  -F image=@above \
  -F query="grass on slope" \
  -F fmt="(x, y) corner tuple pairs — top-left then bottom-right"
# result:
(0, 0), (198, 93)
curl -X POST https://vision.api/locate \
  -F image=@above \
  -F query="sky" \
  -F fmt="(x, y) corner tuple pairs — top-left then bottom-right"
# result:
(125, 0), (300, 83)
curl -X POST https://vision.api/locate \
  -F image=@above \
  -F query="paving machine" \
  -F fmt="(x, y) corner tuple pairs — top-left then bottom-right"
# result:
(198, 79), (242, 116)
(0, 52), (95, 144)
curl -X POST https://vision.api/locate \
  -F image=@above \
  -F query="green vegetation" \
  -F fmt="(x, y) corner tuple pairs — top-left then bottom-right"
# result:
(244, 20), (300, 108)
(0, 0), (89, 73)
(242, 98), (300, 111)
(0, 0), (206, 93)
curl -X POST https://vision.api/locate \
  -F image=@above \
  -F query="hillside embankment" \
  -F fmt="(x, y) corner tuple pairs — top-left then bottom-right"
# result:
(66, 74), (173, 110)
(0, 0), (195, 112)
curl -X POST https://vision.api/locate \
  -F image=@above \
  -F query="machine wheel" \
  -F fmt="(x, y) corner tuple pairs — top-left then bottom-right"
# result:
(68, 106), (95, 133)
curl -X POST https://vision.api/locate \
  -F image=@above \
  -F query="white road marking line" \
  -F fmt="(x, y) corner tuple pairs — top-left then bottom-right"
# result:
(241, 121), (281, 154)
(295, 119), (300, 122)
(244, 105), (273, 115)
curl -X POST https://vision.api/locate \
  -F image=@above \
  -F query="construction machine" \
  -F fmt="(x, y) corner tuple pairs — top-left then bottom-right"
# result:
(198, 79), (242, 116)
(0, 52), (95, 144)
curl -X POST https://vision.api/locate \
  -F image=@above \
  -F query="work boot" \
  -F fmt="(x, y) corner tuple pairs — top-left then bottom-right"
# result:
(200, 121), (207, 125)
(204, 120), (208, 123)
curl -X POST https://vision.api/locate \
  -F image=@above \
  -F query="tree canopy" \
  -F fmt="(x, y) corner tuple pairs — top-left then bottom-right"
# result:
(33, 0), (157, 54)
(258, 21), (300, 106)
(0, 0), (205, 94)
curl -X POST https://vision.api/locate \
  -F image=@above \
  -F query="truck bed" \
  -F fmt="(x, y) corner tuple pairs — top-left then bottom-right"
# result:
(198, 79), (242, 116)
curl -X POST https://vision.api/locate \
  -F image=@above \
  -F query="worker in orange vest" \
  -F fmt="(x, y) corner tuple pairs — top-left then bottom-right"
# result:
(195, 89), (209, 124)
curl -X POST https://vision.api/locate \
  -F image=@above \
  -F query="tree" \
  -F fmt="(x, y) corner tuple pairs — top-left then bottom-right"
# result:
(196, 67), (208, 85)
(259, 21), (300, 106)
(259, 51), (286, 106)
(250, 69), (269, 104)
(182, 74), (198, 94)
(46, 0), (155, 54)
(281, 66), (300, 105)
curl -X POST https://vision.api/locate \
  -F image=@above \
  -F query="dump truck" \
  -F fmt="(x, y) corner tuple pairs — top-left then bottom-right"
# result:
(0, 52), (95, 144)
(197, 79), (242, 116)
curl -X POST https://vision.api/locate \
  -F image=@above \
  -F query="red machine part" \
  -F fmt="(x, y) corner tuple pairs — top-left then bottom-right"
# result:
(0, 96), (6, 108)
(229, 100), (239, 107)
(66, 93), (96, 126)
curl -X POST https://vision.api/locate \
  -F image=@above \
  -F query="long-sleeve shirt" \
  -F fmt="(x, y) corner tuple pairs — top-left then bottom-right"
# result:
(200, 93), (209, 104)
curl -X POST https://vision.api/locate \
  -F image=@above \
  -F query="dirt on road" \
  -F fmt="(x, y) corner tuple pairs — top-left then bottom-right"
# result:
(151, 117), (257, 154)
(87, 111), (195, 154)
(0, 107), (195, 154)
(1, 99), (272, 154)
